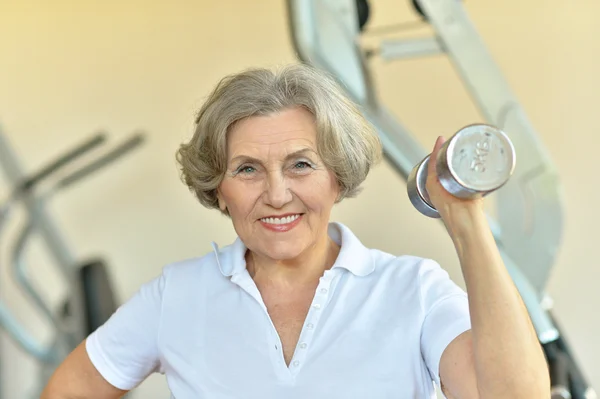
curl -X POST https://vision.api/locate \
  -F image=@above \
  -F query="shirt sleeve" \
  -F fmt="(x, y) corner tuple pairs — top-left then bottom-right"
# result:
(418, 258), (471, 391)
(85, 267), (168, 390)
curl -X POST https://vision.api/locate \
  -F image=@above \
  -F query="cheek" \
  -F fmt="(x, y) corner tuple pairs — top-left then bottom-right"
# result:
(293, 172), (339, 210)
(218, 180), (261, 215)
(219, 180), (246, 213)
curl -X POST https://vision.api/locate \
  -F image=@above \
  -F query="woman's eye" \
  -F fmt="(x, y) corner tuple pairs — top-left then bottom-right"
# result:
(237, 166), (256, 174)
(294, 161), (311, 169)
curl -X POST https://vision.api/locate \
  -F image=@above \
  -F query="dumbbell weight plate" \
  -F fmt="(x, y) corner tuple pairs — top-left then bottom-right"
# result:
(437, 124), (515, 198)
(406, 155), (440, 218)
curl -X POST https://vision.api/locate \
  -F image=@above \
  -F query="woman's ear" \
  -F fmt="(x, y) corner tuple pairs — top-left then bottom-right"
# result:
(216, 188), (227, 211)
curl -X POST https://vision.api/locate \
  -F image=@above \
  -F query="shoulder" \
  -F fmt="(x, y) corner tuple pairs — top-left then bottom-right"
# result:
(368, 246), (442, 281)
(158, 245), (225, 290)
(333, 222), (438, 278)
(370, 248), (461, 293)
(361, 245), (464, 314)
(333, 221), (451, 282)
(363, 248), (467, 336)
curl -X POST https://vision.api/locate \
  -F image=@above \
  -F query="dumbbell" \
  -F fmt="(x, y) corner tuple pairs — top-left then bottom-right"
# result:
(407, 124), (516, 218)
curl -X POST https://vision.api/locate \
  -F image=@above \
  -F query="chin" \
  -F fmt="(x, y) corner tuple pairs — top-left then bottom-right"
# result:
(260, 239), (307, 261)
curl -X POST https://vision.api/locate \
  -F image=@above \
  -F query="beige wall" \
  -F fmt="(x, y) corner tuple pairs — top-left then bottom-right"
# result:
(0, 0), (598, 397)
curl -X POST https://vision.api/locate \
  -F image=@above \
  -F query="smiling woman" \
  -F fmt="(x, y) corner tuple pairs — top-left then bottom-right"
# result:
(40, 63), (550, 399)
(176, 64), (383, 281)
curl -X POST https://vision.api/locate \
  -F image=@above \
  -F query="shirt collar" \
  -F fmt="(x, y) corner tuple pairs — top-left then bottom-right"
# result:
(211, 222), (375, 278)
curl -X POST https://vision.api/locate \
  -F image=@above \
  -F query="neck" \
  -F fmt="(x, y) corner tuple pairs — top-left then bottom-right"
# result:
(246, 233), (340, 287)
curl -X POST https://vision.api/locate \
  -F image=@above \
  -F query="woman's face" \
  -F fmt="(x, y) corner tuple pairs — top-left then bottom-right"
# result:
(217, 106), (340, 262)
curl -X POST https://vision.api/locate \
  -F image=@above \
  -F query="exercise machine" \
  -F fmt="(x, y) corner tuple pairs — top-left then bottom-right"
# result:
(0, 129), (145, 398)
(285, 1), (595, 398)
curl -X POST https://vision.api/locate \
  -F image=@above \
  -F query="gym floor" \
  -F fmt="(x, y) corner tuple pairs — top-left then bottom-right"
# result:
(0, 0), (598, 397)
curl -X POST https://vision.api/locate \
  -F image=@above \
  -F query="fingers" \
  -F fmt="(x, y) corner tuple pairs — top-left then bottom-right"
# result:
(427, 136), (446, 177)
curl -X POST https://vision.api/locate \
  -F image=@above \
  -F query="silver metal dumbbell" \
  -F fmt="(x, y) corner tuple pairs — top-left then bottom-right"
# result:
(407, 124), (516, 218)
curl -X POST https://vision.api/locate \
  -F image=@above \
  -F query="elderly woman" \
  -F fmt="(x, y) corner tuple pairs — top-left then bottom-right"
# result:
(41, 64), (549, 398)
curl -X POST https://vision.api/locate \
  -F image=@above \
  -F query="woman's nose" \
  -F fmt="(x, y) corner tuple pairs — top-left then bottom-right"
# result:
(265, 173), (292, 208)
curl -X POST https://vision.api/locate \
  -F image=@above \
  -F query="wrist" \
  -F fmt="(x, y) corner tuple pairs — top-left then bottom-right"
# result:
(439, 201), (488, 239)
(442, 204), (498, 269)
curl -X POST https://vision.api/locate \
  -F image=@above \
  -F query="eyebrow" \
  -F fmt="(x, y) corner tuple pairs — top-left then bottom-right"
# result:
(229, 148), (318, 166)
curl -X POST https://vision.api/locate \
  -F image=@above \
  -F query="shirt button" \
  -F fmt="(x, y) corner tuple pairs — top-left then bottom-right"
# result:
(306, 323), (314, 329)
(293, 360), (300, 367)
(320, 288), (328, 294)
(313, 303), (321, 309)
(299, 342), (307, 349)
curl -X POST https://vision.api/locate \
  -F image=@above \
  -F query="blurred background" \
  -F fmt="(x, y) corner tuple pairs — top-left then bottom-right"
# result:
(0, 0), (598, 397)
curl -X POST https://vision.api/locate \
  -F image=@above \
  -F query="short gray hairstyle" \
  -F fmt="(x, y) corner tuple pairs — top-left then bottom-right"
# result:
(176, 63), (382, 214)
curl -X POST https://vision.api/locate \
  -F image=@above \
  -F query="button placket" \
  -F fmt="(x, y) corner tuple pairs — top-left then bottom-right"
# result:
(288, 272), (335, 374)
(232, 272), (292, 379)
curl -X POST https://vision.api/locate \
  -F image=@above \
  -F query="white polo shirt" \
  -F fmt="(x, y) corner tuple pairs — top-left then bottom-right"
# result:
(86, 222), (471, 398)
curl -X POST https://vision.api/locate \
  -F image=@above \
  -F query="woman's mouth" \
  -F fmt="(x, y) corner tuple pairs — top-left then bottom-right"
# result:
(259, 214), (303, 232)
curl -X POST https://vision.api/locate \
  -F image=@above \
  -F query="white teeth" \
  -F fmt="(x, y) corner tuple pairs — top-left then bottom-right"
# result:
(261, 214), (300, 225)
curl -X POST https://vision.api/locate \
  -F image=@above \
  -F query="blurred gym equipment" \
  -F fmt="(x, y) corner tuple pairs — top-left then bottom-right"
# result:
(0, 130), (145, 398)
(286, 0), (595, 397)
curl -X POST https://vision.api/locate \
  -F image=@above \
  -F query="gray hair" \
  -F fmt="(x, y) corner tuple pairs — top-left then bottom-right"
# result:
(176, 63), (382, 215)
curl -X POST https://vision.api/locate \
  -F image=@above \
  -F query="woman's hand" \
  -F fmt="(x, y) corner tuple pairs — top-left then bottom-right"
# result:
(425, 136), (485, 236)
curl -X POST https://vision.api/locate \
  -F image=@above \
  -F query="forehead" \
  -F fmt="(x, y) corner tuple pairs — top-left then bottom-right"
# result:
(227, 107), (317, 158)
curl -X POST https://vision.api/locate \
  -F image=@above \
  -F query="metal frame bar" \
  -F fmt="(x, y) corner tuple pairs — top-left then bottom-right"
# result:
(0, 131), (87, 347)
(415, 0), (564, 302)
(285, 0), (559, 343)
(0, 129), (145, 397)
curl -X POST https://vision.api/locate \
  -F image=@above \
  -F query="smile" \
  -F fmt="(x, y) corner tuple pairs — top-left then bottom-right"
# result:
(258, 214), (303, 232)
(260, 214), (301, 225)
